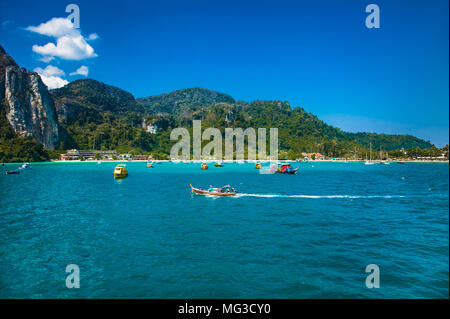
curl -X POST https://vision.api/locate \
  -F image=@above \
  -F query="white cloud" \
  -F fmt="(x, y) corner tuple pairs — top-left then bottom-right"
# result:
(87, 33), (99, 41)
(39, 56), (55, 63)
(26, 17), (76, 38)
(39, 75), (69, 89)
(70, 65), (89, 76)
(32, 34), (97, 60)
(34, 65), (68, 89)
(27, 17), (98, 61)
(34, 65), (65, 77)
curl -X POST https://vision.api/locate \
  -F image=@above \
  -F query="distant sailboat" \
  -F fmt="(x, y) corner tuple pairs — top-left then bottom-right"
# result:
(365, 143), (376, 165)
(380, 146), (390, 164)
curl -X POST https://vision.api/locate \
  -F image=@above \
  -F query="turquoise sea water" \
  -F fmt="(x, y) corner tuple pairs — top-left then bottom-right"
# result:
(0, 161), (448, 298)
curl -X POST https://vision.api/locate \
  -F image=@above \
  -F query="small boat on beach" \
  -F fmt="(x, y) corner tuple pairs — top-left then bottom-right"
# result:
(113, 164), (128, 178)
(201, 162), (208, 170)
(190, 184), (237, 196)
(5, 169), (20, 175)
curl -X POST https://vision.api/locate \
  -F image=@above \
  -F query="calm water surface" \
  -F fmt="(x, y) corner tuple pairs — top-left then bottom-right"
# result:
(0, 161), (448, 298)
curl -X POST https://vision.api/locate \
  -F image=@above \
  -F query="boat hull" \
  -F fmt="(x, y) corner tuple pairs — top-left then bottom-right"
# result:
(113, 164), (128, 178)
(275, 168), (298, 174)
(190, 185), (236, 196)
(6, 170), (20, 175)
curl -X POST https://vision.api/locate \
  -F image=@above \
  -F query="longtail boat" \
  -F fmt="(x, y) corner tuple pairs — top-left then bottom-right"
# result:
(190, 184), (237, 196)
(5, 169), (20, 175)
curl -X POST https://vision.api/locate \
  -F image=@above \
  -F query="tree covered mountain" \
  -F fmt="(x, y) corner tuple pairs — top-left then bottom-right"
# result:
(51, 79), (145, 125)
(137, 87), (235, 117)
(47, 79), (432, 159)
(0, 46), (437, 162)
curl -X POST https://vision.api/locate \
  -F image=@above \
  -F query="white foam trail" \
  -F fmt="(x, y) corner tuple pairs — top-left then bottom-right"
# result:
(234, 193), (407, 199)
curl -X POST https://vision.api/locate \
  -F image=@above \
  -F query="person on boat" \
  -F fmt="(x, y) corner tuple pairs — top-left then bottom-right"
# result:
(208, 185), (213, 192)
(231, 187), (236, 193)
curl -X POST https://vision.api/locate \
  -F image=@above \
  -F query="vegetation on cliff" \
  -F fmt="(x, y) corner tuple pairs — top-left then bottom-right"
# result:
(0, 54), (444, 162)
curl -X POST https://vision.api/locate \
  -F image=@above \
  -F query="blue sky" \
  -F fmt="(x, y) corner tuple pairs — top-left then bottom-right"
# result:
(1, 0), (448, 146)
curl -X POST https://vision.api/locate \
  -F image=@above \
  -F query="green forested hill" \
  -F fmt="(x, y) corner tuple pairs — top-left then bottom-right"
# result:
(48, 80), (433, 158)
(51, 79), (145, 125)
(1, 78), (437, 161)
(136, 87), (235, 116)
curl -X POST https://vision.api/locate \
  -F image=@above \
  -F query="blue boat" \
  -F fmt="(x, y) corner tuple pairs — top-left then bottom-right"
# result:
(5, 169), (20, 175)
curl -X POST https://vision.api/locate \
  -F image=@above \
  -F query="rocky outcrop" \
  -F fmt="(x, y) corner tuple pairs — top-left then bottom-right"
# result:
(0, 45), (59, 149)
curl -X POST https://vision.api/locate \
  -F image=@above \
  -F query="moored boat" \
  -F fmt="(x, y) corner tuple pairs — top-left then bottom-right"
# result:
(113, 164), (128, 178)
(147, 161), (153, 168)
(5, 169), (20, 175)
(214, 162), (224, 167)
(274, 162), (298, 174)
(20, 162), (31, 169)
(190, 184), (237, 196)
(364, 142), (376, 165)
(255, 161), (262, 169)
(201, 162), (208, 170)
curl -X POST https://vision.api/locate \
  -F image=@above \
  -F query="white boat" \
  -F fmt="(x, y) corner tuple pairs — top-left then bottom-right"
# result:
(19, 162), (31, 169)
(364, 143), (376, 165)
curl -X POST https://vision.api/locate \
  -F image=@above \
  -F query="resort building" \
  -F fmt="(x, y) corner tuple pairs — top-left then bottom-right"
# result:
(132, 155), (148, 160)
(60, 149), (117, 161)
(118, 154), (132, 160)
(142, 119), (158, 134)
(301, 152), (324, 160)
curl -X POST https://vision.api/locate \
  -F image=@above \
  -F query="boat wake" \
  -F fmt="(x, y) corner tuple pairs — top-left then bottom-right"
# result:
(234, 193), (408, 199)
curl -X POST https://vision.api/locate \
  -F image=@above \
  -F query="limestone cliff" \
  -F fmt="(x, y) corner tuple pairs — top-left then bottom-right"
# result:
(0, 45), (59, 149)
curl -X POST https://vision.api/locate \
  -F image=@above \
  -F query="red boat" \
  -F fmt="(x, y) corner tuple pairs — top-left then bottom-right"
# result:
(274, 163), (298, 174)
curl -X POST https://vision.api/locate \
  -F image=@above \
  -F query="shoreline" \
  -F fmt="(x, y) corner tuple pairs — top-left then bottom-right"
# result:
(2, 159), (448, 165)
